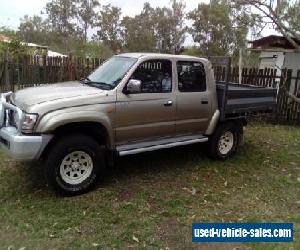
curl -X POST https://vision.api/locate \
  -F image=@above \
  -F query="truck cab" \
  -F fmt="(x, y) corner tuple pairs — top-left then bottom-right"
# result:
(114, 54), (217, 151)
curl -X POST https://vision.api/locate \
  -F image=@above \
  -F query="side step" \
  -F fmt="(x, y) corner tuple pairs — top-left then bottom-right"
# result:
(117, 134), (208, 156)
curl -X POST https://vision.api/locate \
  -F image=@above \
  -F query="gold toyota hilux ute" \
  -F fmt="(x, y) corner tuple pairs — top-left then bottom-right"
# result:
(0, 53), (277, 195)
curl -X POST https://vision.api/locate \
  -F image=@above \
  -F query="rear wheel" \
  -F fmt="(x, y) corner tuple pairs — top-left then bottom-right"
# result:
(208, 122), (242, 160)
(45, 134), (105, 195)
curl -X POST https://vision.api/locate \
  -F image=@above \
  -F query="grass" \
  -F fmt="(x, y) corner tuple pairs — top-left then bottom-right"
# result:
(0, 122), (299, 250)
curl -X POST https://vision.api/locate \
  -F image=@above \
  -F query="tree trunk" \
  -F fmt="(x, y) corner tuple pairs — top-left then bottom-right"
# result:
(84, 22), (88, 43)
(4, 50), (9, 90)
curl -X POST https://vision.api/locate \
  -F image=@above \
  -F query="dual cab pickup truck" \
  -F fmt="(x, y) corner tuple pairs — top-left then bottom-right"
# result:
(0, 53), (276, 195)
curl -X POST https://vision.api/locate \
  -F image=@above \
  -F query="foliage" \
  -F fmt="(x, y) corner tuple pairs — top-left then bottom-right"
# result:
(2, 0), (298, 59)
(121, 1), (187, 54)
(285, 0), (300, 35)
(121, 3), (157, 52)
(85, 42), (113, 58)
(77, 0), (100, 43)
(45, 0), (77, 53)
(14, 0), (188, 55)
(236, 0), (300, 50)
(93, 4), (122, 52)
(8, 39), (28, 57)
(0, 26), (17, 38)
(188, 0), (258, 57)
(18, 15), (48, 45)
(0, 38), (28, 59)
(154, 0), (187, 53)
(70, 41), (114, 58)
(181, 46), (203, 57)
(243, 52), (260, 67)
(168, 0), (187, 53)
(8, 0), (252, 56)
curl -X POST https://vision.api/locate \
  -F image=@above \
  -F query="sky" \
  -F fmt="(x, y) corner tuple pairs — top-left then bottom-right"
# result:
(0, 0), (277, 45)
(0, 0), (209, 29)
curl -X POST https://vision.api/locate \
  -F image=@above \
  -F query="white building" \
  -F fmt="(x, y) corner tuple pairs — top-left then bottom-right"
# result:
(250, 35), (300, 95)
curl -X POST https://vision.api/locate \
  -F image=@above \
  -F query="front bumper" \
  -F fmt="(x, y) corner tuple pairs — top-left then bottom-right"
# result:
(0, 126), (45, 160)
(0, 92), (52, 160)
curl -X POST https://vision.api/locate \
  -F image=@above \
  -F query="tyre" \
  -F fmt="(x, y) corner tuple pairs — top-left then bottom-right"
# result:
(45, 134), (105, 195)
(208, 122), (242, 160)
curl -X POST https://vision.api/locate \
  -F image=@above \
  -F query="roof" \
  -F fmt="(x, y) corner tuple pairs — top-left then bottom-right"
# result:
(25, 42), (48, 49)
(117, 52), (207, 61)
(0, 34), (10, 43)
(0, 36), (48, 49)
(247, 48), (299, 53)
(47, 50), (67, 57)
(250, 35), (300, 50)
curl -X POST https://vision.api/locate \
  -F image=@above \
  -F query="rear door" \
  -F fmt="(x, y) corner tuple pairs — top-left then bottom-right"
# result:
(115, 59), (176, 145)
(175, 60), (212, 135)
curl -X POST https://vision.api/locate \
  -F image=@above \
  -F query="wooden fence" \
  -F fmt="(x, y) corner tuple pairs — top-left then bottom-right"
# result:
(0, 54), (299, 125)
(0, 54), (103, 92)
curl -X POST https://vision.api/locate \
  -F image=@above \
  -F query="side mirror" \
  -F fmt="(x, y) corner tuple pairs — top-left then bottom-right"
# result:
(124, 79), (141, 94)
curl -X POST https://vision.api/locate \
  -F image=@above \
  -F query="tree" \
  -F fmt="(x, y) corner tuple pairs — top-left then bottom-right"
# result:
(84, 41), (114, 58)
(0, 27), (29, 57)
(93, 4), (122, 52)
(0, 37), (29, 60)
(76, 0), (100, 43)
(45, 0), (77, 53)
(154, 0), (187, 53)
(121, 3), (157, 52)
(236, 0), (300, 104)
(189, 0), (231, 56)
(18, 15), (48, 44)
(188, 0), (256, 57)
(181, 46), (202, 56)
(0, 26), (17, 39)
(169, 0), (187, 53)
(236, 0), (300, 50)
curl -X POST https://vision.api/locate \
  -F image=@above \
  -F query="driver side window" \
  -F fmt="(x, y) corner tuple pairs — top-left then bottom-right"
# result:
(130, 59), (172, 93)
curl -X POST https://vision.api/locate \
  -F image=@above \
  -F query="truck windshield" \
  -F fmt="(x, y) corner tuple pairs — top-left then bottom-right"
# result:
(87, 56), (137, 89)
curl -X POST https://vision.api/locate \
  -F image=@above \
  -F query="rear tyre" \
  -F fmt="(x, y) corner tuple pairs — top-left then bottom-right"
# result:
(45, 134), (105, 195)
(208, 122), (242, 160)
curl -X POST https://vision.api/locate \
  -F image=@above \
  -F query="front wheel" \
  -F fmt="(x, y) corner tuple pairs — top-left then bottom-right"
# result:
(208, 122), (242, 160)
(45, 134), (105, 195)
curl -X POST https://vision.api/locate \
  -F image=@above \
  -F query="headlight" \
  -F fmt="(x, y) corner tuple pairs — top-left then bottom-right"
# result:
(21, 113), (38, 132)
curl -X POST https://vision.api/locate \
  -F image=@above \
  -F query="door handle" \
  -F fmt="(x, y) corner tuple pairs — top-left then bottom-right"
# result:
(164, 100), (173, 107)
(201, 99), (208, 104)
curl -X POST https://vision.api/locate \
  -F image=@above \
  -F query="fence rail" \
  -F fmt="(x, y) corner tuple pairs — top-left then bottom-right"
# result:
(0, 54), (299, 125)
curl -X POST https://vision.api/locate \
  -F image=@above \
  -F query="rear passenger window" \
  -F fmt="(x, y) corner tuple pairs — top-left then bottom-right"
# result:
(177, 61), (206, 92)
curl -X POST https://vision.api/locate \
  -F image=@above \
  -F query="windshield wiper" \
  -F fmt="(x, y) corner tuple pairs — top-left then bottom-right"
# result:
(80, 78), (113, 90)
(80, 77), (91, 83)
(113, 77), (123, 86)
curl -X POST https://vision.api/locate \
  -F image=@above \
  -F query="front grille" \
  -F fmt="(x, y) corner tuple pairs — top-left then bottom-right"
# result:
(8, 110), (17, 127)
(3, 99), (19, 129)
(1, 92), (22, 131)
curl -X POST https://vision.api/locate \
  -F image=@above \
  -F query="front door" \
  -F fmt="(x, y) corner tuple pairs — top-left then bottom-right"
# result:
(175, 60), (212, 135)
(115, 59), (176, 145)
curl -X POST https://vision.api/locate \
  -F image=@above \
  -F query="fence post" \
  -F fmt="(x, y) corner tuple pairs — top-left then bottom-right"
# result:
(225, 57), (231, 83)
(68, 54), (73, 80)
(239, 48), (242, 84)
(42, 54), (46, 84)
(4, 49), (9, 91)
